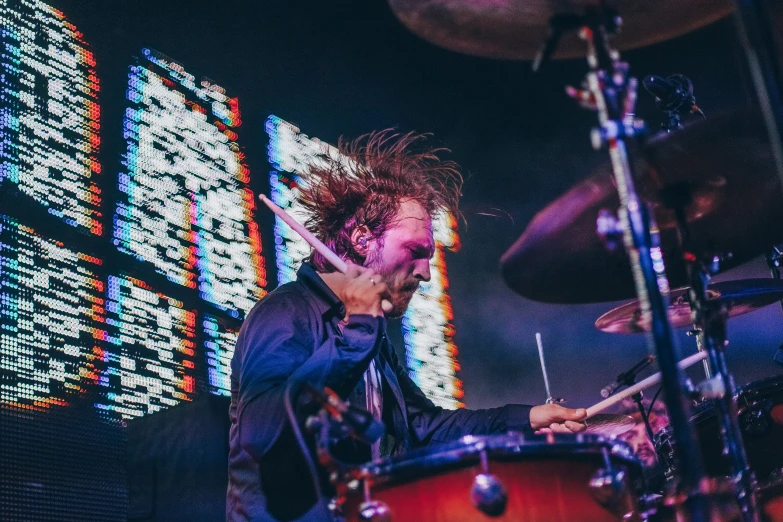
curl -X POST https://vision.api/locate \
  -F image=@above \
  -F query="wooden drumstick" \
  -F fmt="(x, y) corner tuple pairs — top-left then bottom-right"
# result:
(258, 194), (392, 312)
(585, 351), (709, 419)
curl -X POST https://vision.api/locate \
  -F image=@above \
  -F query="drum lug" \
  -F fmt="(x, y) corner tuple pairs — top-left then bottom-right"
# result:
(358, 500), (391, 522)
(470, 447), (508, 517)
(471, 473), (508, 517)
(589, 448), (633, 519)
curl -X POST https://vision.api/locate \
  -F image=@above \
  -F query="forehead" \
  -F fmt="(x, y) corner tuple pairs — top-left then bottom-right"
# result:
(385, 200), (433, 243)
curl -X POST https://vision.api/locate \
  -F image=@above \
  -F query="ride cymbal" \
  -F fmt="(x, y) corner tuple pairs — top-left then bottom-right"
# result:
(387, 0), (733, 61)
(501, 109), (783, 303)
(595, 279), (783, 334)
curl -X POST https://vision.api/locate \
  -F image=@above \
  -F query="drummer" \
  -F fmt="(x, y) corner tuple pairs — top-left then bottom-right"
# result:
(615, 397), (669, 471)
(227, 131), (587, 522)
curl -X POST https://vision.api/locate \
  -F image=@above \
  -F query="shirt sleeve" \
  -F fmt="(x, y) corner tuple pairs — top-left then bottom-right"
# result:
(388, 343), (533, 445)
(233, 292), (385, 461)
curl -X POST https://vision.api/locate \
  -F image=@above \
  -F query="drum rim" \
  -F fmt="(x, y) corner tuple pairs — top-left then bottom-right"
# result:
(362, 432), (637, 480)
(689, 373), (783, 421)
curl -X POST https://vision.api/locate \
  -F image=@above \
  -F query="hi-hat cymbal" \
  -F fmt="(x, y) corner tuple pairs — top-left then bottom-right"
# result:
(583, 413), (635, 437)
(500, 108), (783, 303)
(596, 279), (783, 334)
(387, 0), (733, 61)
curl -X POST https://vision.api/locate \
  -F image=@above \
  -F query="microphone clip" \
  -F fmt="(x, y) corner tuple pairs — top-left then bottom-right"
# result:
(643, 73), (704, 131)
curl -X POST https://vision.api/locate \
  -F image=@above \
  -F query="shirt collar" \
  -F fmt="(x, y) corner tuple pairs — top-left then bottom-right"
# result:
(296, 262), (347, 320)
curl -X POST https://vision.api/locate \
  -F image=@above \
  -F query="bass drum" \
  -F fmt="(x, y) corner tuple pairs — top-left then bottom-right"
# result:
(341, 433), (644, 522)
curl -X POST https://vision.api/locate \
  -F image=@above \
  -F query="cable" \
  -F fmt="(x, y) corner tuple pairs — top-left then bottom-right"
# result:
(647, 386), (663, 421)
(283, 379), (324, 505)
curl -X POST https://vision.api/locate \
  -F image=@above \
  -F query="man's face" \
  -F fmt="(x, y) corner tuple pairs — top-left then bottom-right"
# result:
(365, 200), (434, 318)
(619, 423), (658, 468)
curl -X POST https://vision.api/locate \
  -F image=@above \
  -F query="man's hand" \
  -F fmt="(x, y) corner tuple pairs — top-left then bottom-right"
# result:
(529, 404), (587, 434)
(341, 263), (392, 318)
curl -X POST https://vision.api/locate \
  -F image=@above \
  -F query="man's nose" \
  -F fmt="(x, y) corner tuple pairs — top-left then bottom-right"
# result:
(414, 259), (431, 282)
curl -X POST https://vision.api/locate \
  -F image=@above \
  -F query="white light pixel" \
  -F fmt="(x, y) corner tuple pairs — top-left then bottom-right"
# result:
(0, 215), (104, 409)
(0, 0), (102, 234)
(202, 314), (238, 396)
(115, 49), (265, 317)
(99, 275), (196, 419)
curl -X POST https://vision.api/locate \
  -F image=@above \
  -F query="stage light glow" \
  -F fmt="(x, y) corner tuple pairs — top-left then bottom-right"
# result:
(0, 0), (102, 235)
(0, 215), (105, 410)
(265, 116), (464, 408)
(115, 49), (266, 316)
(202, 314), (239, 396)
(98, 275), (197, 419)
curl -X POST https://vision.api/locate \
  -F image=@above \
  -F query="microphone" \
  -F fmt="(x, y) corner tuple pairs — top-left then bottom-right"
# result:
(642, 74), (702, 116)
(304, 384), (385, 444)
(600, 355), (655, 398)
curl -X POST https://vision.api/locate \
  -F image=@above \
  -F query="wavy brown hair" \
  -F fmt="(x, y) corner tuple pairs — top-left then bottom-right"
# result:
(298, 130), (463, 272)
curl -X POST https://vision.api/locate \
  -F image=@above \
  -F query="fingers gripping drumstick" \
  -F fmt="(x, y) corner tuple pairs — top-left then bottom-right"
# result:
(584, 351), (708, 418)
(258, 194), (393, 313)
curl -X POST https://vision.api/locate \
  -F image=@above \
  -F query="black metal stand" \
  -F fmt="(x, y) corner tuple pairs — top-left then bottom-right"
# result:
(570, 14), (711, 521)
(667, 184), (759, 522)
(733, 0), (783, 191)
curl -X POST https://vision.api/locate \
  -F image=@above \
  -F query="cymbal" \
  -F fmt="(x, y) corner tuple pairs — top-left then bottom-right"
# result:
(500, 109), (783, 303)
(596, 279), (783, 334)
(583, 413), (635, 437)
(387, 0), (733, 61)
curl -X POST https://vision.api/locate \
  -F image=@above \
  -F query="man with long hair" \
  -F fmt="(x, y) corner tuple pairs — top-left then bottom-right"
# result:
(227, 131), (587, 521)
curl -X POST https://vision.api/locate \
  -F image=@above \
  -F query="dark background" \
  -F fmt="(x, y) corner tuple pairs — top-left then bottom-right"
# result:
(56, 0), (783, 410)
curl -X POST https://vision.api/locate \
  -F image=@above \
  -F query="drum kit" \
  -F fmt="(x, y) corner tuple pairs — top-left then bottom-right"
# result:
(290, 1), (783, 521)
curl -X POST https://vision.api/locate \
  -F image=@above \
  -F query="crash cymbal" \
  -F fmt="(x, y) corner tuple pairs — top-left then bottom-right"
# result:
(501, 108), (783, 303)
(387, 0), (733, 61)
(596, 279), (783, 334)
(583, 413), (635, 437)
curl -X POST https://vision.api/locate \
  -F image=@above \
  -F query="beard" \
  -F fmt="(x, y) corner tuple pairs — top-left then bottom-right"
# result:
(365, 250), (419, 318)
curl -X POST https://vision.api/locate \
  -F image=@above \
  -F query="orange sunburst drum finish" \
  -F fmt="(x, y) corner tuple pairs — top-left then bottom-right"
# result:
(342, 433), (644, 522)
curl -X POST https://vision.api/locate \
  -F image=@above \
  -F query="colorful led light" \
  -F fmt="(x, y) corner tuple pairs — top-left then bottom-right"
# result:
(0, 215), (105, 409)
(98, 274), (197, 419)
(115, 50), (266, 316)
(0, 0), (102, 235)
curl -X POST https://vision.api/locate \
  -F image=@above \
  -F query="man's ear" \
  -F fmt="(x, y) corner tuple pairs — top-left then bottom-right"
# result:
(350, 225), (372, 257)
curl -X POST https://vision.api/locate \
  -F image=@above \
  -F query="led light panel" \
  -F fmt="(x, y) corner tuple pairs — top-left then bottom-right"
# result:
(114, 49), (266, 317)
(0, 214), (105, 409)
(0, 0), (102, 235)
(202, 313), (239, 397)
(98, 274), (197, 419)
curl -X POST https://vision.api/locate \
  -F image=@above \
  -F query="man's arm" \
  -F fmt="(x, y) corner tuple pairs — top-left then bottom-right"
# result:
(234, 294), (383, 461)
(388, 346), (584, 446)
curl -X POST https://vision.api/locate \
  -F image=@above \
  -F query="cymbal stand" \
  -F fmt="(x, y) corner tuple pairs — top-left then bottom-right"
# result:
(669, 185), (759, 522)
(559, 10), (711, 520)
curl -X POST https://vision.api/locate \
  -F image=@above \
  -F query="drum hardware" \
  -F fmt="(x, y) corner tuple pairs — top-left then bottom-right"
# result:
(689, 329), (714, 380)
(768, 246), (783, 315)
(596, 279), (783, 334)
(733, 0), (783, 190)
(641, 74), (704, 132)
(664, 180), (759, 521)
(535, 332), (564, 405)
(535, 14), (710, 517)
(358, 481), (391, 522)
(501, 108), (783, 304)
(589, 446), (634, 520)
(385, 0), (734, 61)
(469, 444), (508, 517)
